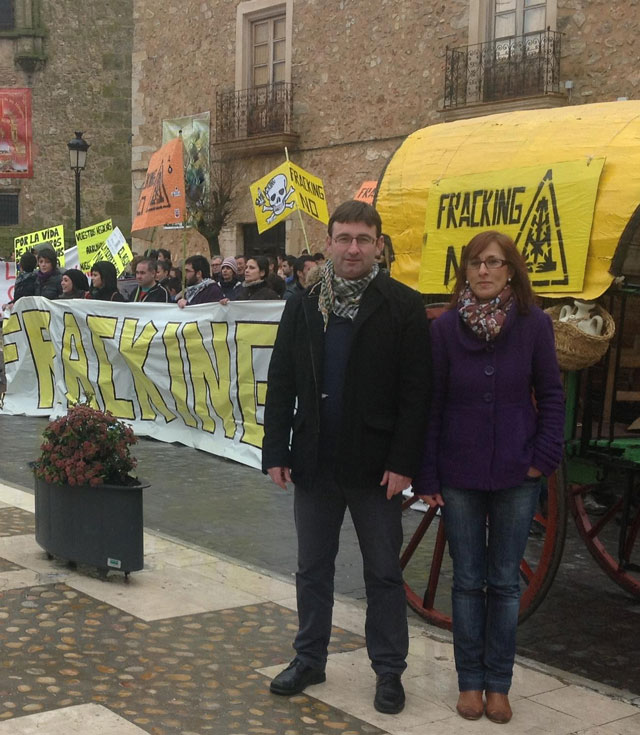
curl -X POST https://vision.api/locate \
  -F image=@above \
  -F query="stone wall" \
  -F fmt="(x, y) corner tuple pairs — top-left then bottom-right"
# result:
(132, 0), (469, 257)
(130, 0), (638, 258)
(557, 0), (640, 103)
(0, 1), (132, 258)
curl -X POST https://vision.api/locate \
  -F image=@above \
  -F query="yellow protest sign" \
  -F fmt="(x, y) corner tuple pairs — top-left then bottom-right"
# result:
(14, 225), (65, 268)
(75, 219), (114, 271)
(95, 227), (134, 276)
(288, 162), (329, 225)
(250, 161), (329, 233)
(419, 159), (604, 294)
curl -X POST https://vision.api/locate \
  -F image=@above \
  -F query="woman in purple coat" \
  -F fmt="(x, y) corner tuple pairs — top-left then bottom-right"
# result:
(414, 231), (564, 724)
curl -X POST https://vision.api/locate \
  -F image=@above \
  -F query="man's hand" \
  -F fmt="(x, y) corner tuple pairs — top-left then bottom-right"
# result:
(267, 466), (292, 490)
(177, 298), (188, 309)
(380, 470), (412, 500)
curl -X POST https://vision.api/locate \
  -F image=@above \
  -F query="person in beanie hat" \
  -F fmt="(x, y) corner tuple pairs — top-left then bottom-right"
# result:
(34, 247), (63, 300)
(60, 269), (90, 299)
(219, 257), (242, 300)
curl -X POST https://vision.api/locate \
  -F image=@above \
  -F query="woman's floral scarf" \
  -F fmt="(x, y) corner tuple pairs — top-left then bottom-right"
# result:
(457, 283), (514, 342)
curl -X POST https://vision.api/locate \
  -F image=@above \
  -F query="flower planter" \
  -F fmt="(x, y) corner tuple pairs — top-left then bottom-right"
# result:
(34, 476), (146, 577)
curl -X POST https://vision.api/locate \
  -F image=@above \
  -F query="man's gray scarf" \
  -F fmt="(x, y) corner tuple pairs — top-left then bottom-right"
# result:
(185, 278), (215, 303)
(318, 260), (379, 330)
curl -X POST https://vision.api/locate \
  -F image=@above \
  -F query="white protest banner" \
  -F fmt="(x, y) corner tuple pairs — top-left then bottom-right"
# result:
(1, 297), (285, 469)
(62, 246), (80, 272)
(96, 227), (134, 276)
(0, 261), (16, 306)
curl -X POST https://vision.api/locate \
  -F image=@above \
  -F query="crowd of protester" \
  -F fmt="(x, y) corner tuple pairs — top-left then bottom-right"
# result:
(1, 204), (558, 726)
(2, 244), (355, 310)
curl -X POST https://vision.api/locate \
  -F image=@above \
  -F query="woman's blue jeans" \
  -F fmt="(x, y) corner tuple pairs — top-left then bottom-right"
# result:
(441, 480), (541, 694)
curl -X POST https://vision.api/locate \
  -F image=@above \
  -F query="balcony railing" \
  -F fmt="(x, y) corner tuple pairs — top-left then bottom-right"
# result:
(216, 83), (294, 142)
(444, 29), (562, 109)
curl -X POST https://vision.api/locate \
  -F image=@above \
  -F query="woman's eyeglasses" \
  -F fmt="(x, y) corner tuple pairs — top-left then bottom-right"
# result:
(467, 257), (508, 270)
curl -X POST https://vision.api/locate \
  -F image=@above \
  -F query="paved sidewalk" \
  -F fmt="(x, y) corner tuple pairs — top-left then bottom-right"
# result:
(0, 480), (638, 735)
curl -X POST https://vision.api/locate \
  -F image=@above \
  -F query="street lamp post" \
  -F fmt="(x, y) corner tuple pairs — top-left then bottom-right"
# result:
(67, 132), (90, 232)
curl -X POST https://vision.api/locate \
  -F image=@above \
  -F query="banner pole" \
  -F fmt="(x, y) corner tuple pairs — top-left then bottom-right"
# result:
(285, 147), (310, 253)
(179, 132), (188, 295)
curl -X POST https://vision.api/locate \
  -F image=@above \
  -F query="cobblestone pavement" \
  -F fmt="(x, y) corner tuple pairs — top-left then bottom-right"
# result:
(0, 526), (368, 732)
(1, 414), (640, 698)
(0, 480), (638, 735)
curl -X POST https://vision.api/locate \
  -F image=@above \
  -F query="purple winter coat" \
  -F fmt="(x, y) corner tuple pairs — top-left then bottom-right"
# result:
(188, 281), (223, 304)
(413, 304), (564, 494)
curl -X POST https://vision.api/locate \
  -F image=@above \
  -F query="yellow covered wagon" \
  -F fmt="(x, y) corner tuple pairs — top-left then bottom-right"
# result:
(377, 100), (640, 300)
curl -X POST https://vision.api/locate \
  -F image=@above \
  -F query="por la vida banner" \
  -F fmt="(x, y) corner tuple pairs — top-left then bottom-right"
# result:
(2, 297), (286, 470)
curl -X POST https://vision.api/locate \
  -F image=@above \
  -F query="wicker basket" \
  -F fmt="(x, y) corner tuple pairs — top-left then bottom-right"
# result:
(544, 304), (615, 372)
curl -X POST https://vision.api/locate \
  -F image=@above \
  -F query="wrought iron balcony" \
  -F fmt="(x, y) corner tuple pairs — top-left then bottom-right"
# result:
(216, 83), (294, 143)
(444, 29), (562, 109)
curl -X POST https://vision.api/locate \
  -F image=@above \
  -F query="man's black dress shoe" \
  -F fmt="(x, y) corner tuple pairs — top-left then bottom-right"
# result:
(374, 672), (405, 714)
(269, 659), (326, 695)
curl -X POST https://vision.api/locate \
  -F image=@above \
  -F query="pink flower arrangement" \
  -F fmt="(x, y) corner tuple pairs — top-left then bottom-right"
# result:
(34, 401), (138, 487)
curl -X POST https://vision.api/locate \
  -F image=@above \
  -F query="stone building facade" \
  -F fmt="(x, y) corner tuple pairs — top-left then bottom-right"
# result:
(131, 0), (639, 260)
(2, 2), (637, 261)
(0, 0), (132, 258)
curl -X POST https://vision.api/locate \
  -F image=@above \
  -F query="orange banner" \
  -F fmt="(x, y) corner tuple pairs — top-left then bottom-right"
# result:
(354, 180), (378, 204)
(0, 88), (33, 178)
(131, 137), (186, 234)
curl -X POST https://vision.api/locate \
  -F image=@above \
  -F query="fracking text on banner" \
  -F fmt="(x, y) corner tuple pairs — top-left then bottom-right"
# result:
(1, 297), (285, 470)
(250, 161), (329, 233)
(419, 158), (605, 294)
(354, 181), (378, 204)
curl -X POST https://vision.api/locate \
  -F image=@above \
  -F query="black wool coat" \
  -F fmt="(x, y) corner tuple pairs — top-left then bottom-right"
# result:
(262, 270), (431, 489)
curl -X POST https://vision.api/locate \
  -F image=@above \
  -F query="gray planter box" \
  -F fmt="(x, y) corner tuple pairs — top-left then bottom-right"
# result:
(34, 476), (146, 576)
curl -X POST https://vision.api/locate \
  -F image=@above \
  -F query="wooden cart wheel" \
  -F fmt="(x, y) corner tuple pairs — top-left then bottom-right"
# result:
(401, 465), (568, 630)
(569, 468), (640, 598)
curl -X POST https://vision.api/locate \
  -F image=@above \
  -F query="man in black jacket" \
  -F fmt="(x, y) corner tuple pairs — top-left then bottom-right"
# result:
(129, 259), (169, 303)
(263, 200), (430, 714)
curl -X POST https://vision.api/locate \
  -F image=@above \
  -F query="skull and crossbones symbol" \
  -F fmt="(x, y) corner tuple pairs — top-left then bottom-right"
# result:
(255, 173), (295, 223)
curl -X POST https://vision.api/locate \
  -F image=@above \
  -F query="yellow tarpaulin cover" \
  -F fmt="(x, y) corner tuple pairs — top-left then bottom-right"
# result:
(376, 100), (640, 299)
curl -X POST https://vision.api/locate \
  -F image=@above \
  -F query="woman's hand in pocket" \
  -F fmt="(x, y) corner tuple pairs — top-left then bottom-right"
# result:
(418, 493), (445, 508)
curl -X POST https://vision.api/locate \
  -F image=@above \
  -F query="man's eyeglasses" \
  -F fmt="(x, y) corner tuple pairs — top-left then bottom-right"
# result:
(467, 257), (508, 270)
(333, 234), (378, 247)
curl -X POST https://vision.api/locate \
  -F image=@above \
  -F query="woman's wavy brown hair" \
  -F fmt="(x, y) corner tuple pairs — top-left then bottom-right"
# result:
(449, 230), (534, 314)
